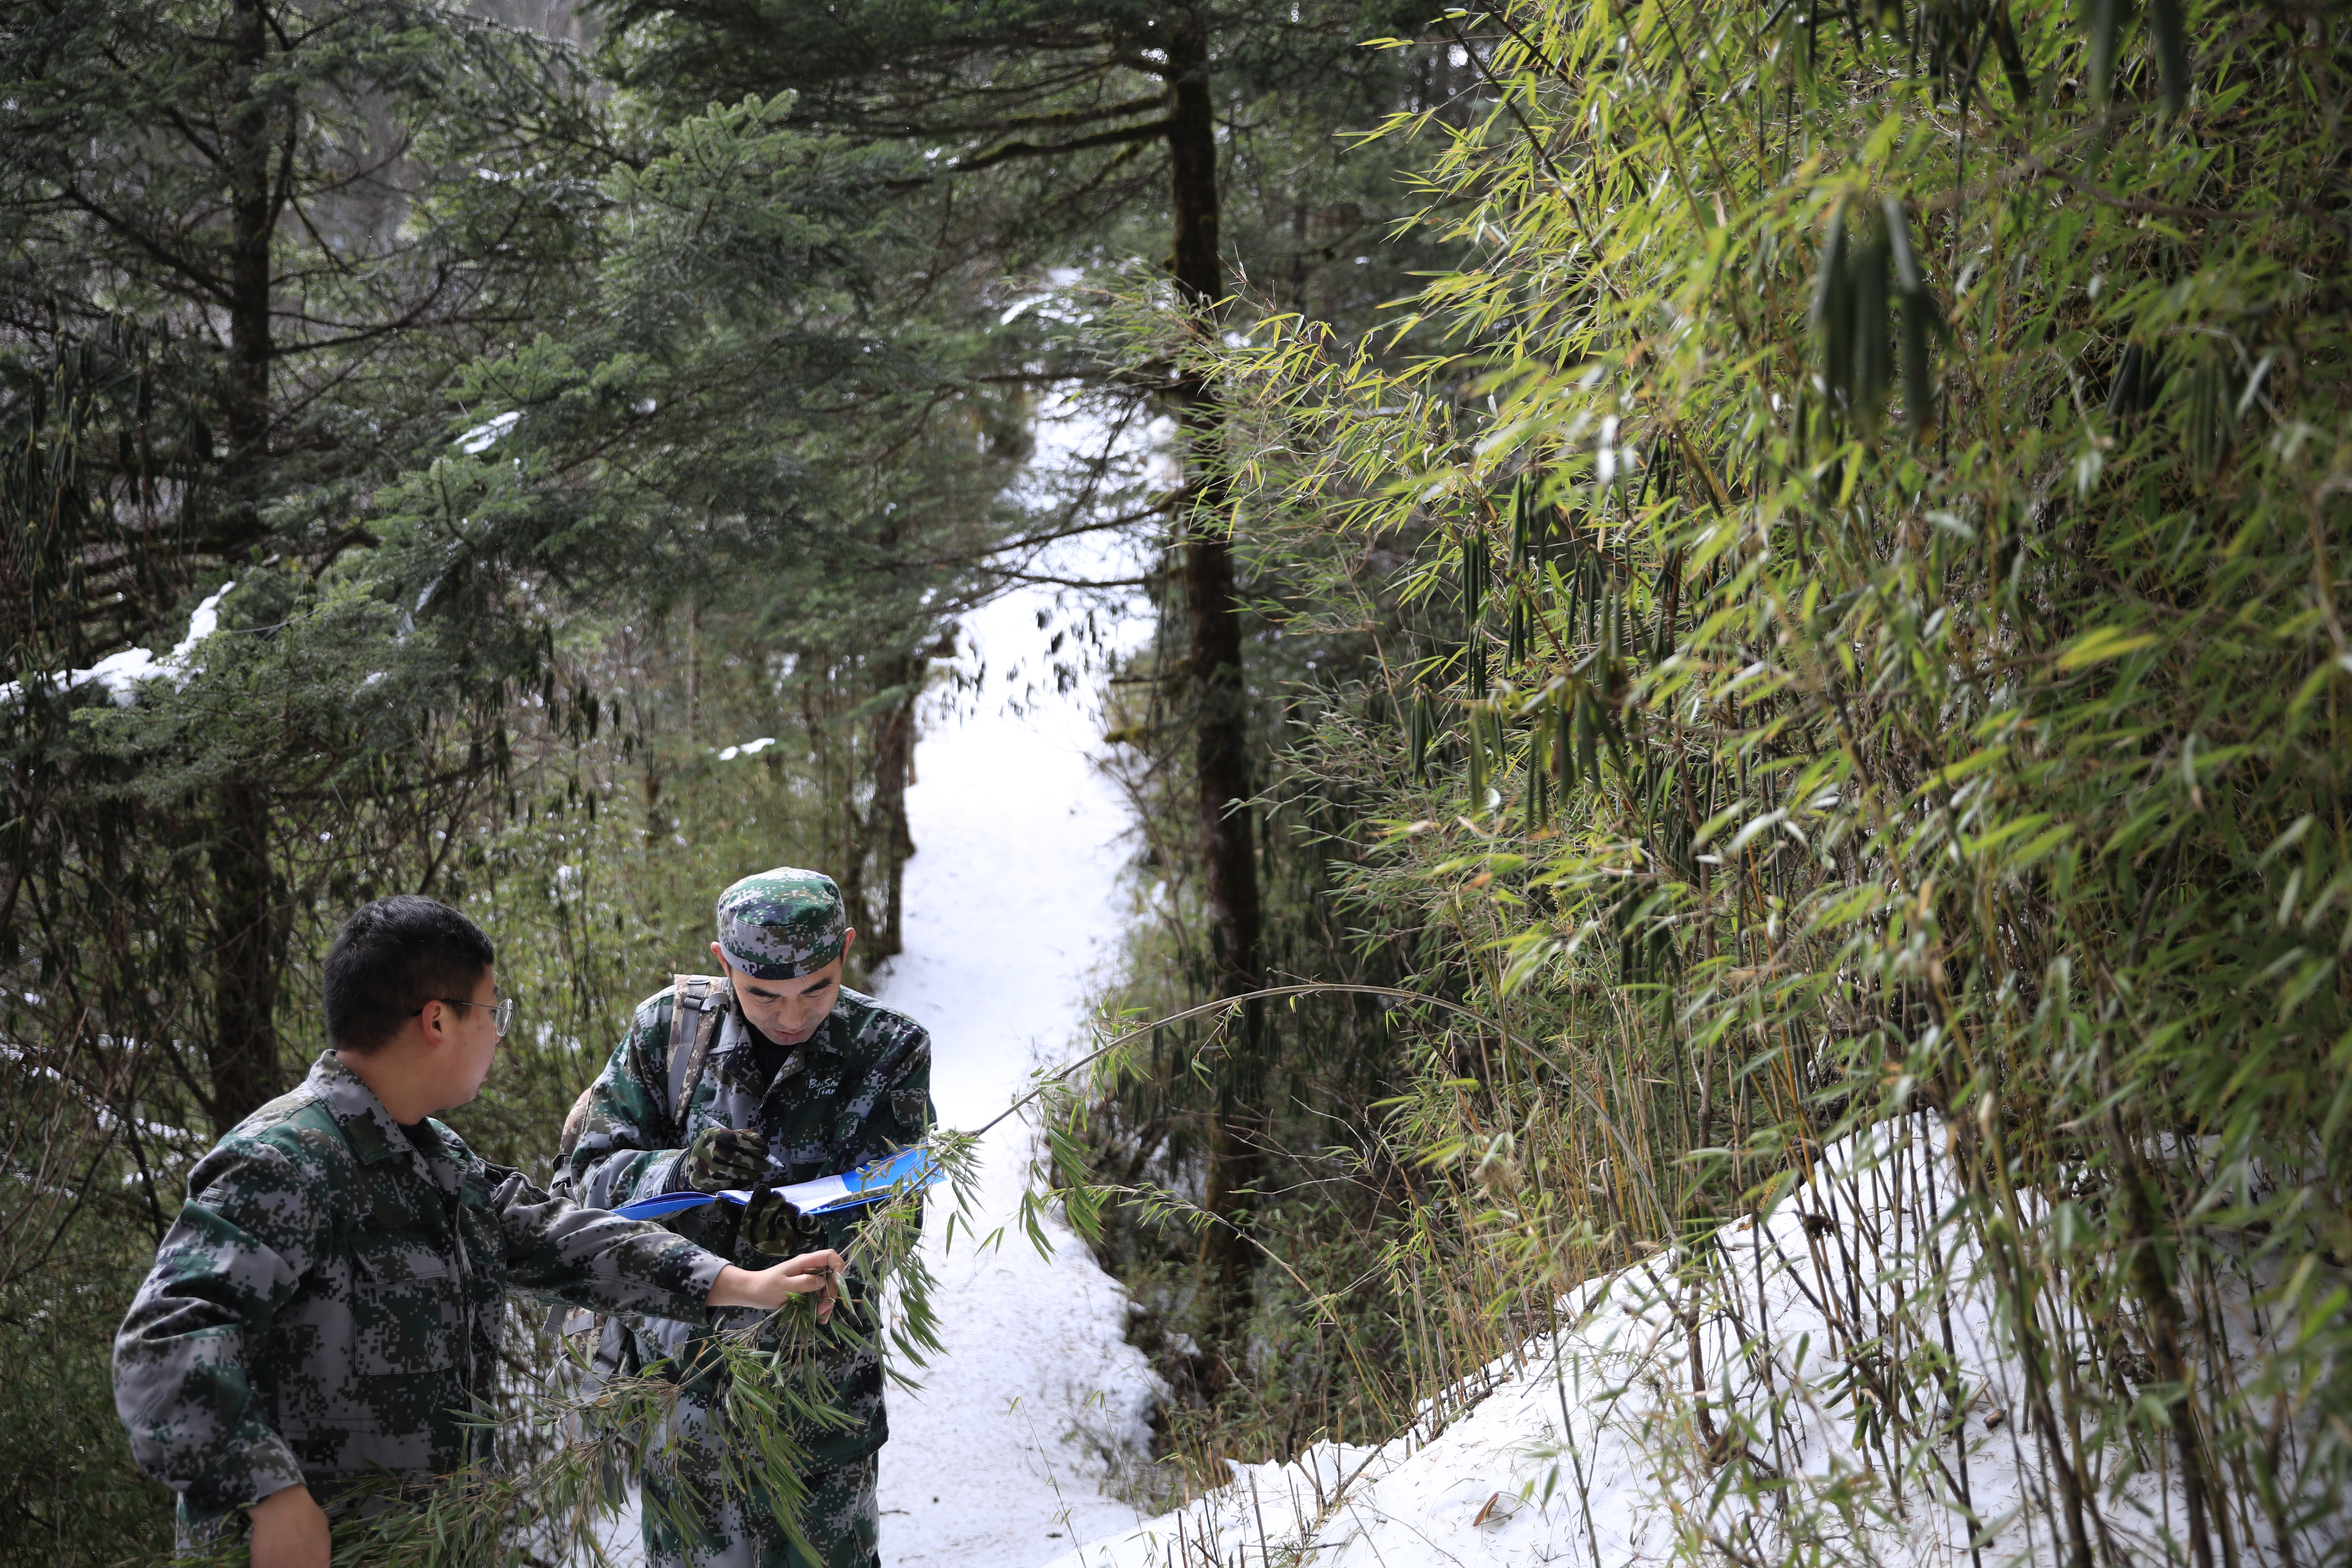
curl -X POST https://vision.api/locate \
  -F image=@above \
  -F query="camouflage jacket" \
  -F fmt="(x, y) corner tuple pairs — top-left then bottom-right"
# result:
(113, 1052), (725, 1529)
(560, 982), (932, 1465)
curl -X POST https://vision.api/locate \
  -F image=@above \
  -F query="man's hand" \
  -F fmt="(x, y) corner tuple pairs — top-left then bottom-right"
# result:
(708, 1249), (844, 1322)
(682, 1127), (766, 1193)
(248, 1483), (329, 1568)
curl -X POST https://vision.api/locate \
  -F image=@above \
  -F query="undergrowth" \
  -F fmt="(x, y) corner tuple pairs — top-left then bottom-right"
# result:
(1054, 0), (2352, 1561)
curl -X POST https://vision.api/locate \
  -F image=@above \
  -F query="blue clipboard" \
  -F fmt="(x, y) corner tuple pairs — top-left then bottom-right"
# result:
(612, 1144), (942, 1223)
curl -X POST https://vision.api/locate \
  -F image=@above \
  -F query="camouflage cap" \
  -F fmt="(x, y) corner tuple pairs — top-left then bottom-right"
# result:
(715, 867), (849, 980)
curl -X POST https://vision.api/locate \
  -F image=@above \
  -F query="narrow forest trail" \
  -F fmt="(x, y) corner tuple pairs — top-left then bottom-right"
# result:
(863, 561), (1163, 1566)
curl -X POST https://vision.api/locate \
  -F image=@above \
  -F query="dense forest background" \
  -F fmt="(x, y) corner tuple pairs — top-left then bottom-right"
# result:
(0, 0), (1461, 1554)
(6, 0), (2349, 1561)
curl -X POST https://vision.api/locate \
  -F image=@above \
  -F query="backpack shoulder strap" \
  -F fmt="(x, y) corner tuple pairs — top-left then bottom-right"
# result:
(664, 973), (732, 1131)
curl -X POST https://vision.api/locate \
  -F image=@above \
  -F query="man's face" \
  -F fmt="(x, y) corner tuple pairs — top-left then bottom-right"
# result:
(713, 932), (853, 1048)
(432, 965), (503, 1109)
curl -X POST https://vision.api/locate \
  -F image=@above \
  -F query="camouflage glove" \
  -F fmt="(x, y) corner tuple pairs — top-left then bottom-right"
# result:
(741, 1180), (813, 1259)
(682, 1127), (767, 1194)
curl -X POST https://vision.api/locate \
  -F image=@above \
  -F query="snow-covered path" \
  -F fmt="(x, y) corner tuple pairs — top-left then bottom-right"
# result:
(866, 574), (1162, 1566)
(590, 564), (1161, 1565)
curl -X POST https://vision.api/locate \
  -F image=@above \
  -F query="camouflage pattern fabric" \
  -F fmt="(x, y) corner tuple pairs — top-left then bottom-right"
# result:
(645, 1438), (879, 1568)
(560, 981), (932, 1476)
(113, 1051), (725, 1535)
(715, 868), (849, 979)
(739, 1185), (807, 1258)
(685, 1126), (769, 1193)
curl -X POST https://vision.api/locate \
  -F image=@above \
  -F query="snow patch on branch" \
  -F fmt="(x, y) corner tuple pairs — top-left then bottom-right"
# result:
(0, 580), (236, 708)
(458, 410), (522, 454)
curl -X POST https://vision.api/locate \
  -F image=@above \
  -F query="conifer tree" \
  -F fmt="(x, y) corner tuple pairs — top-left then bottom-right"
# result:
(1, 0), (626, 1124)
(586, 0), (1463, 1309)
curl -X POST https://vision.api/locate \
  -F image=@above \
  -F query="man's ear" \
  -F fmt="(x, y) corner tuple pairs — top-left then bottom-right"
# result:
(840, 929), (856, 960)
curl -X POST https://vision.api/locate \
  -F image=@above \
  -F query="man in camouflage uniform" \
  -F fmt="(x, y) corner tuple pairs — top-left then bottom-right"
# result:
(112, 896), (846, 1568)
(562, 867), (932, 1568)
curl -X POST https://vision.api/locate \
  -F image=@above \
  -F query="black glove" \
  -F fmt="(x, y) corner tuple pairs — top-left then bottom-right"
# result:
(682, 1127), (767, 1194)
(742, 1179), (813, 1259)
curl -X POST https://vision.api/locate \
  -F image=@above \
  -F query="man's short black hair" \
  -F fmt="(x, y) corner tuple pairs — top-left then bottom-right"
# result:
(324, 896), (496, 1054)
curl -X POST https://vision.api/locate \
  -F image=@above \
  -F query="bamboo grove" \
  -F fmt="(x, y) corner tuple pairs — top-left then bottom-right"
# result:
(1147, 0), (2352, 1559)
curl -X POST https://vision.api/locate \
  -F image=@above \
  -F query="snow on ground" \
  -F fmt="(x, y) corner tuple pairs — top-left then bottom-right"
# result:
(866, 550), (1165, 1566)
(863, 376), (1172, 1564)
(1049, 1120), (2339, 1568)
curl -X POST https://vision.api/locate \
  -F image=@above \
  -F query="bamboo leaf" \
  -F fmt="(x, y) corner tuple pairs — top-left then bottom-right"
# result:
(2149, 0), (2188, 109)
(2057, 626), (2161, 669)
(2087, 0), (2133, 101)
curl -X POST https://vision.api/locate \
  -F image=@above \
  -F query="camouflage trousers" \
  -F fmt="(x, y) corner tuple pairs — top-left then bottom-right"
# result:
(641, 1417), (879, 1568)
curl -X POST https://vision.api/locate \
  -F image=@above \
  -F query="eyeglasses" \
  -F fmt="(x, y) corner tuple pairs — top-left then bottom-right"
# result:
(412, 995), (516, 1038)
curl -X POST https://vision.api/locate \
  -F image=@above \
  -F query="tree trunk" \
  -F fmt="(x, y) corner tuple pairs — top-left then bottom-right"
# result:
(686, 597), (701, 743)
(836, 656), (915, 968)
(204, 0), (284, 1129)
(208, 782), (282, 1127)
(866, 656), (918, 961)
(223, 0), (272, 541)
(1166, 23), (1265, 1315)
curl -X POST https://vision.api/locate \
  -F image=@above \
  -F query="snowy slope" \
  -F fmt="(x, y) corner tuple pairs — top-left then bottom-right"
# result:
(1049, 1120), (2338, 1568)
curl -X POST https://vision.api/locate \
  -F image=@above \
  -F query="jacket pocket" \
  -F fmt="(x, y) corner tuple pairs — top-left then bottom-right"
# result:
(348, 1245), (461, 1374)
(271, 1245), (462, 1479)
